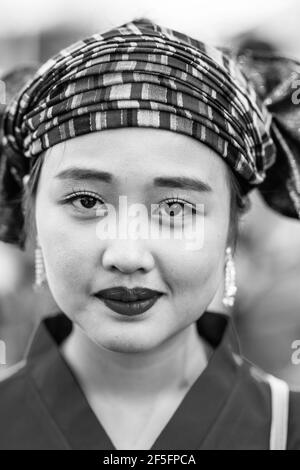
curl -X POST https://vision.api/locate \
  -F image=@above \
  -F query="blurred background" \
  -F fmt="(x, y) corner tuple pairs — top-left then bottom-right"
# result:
(0, 0), (300, 387)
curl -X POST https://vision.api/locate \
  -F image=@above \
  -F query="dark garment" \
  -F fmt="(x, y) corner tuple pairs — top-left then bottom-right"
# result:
(0, 311), (299, 450)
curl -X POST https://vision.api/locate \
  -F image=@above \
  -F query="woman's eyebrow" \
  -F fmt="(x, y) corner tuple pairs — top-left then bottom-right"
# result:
(55, 168), (113, 183)
(55, 168), (212, 193)
(153, 176), (212, 193)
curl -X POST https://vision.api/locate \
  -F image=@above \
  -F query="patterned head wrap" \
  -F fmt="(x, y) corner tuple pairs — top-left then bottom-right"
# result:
(1, 19), (300, 249)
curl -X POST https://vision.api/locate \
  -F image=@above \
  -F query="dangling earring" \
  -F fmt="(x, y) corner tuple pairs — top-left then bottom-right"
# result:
(222, 247), (237, 308)
(34, 237), (47, 290)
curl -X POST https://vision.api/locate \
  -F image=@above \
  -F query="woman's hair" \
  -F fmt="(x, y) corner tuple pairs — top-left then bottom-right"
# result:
(21, 151), (250, 252)
(226, 167), (250, 250)
(0, 64), (39, 248)
(22, 155), (45, 247)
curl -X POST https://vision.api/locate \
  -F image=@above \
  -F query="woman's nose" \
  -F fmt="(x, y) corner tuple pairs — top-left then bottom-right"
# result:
(101, 239), (155, 274)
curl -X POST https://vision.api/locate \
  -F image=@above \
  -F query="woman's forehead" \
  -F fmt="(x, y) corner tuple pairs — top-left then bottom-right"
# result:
(43, 128), (228, 190)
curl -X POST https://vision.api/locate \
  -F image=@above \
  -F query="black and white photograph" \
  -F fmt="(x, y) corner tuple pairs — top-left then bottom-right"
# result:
(0, 0), (300, 452)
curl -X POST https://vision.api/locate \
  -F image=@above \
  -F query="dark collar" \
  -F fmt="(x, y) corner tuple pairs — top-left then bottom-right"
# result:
(24, 311), (243, 450)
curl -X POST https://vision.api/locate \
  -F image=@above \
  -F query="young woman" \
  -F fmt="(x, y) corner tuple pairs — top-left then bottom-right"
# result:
(0, 19), (299, 450)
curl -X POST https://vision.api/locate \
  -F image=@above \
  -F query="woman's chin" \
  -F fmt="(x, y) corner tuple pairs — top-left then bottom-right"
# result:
(66, 297), (175, 353)
(80, 319), (168, 354)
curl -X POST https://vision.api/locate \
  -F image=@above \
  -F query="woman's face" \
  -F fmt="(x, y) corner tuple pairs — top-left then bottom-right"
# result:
(35, 128), (230, 352)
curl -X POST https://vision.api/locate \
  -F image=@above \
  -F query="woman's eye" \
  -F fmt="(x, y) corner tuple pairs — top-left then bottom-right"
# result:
(65, 192), (106, 215)
(160, 202), (184, 217)
(76, 196), (99, 209)
(153, 200), (197, 220)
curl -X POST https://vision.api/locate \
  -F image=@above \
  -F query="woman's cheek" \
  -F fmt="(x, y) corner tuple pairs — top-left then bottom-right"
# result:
(159, 237), (220, 290)
(39, 211), (96, 291)
(163, 218), (226, 296)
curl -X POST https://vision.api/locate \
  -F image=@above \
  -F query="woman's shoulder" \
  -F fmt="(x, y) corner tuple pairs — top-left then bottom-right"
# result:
(0, 359), (67, 449)
(236, 357), (300, 449)
(0, 360), (31, 408)
(288, 389), (300, 450)
(0, 361), (31, 448)
(0, 360), (28, 396)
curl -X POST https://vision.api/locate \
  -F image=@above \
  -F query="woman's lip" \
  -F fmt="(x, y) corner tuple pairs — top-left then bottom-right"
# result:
(95, 287), (163, 301)
(96, 294), (162, 316)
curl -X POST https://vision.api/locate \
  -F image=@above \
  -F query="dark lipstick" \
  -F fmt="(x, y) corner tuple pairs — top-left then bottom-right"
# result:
(95, 287), (163, 316)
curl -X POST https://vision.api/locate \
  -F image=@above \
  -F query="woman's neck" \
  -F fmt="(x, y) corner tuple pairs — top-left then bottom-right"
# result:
(60, 320), (212, 401)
